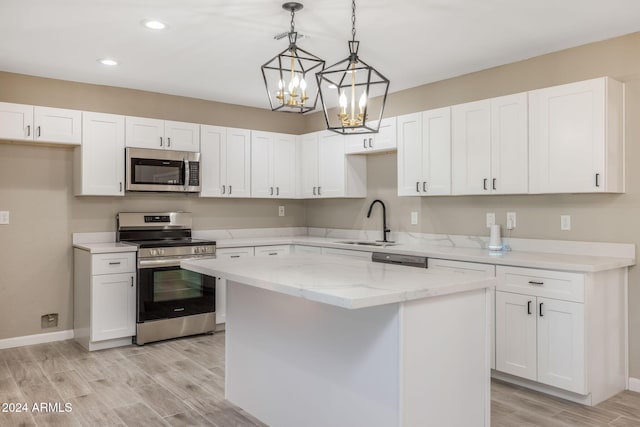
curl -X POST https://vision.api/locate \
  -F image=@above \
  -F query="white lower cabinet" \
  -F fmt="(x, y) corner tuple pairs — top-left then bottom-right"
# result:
(214, 247), (255, 326)
(73, 249), (136, 351)
(493, 265), (626, 403)
(293, 245), (323, 254)
(428, 259), (496, 369)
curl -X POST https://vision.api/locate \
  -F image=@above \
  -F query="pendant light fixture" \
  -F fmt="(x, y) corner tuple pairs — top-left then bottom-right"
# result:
(261, 2), (325, 114)
(316, 0), (390, 134)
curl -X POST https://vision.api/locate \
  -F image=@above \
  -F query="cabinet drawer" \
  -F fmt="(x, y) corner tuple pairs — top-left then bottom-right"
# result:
(293, 245), (323, 254)
(496, 266), (584, 302)
(92, 252), (136, 275)
(216, 247), (255, 259)
(322, 247), (371, 260)
(428, 258), (495, 277)
(254, 245), (291, 257)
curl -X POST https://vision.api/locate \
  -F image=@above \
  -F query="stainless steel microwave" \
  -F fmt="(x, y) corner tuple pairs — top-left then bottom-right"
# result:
(125, 147), (201, 192)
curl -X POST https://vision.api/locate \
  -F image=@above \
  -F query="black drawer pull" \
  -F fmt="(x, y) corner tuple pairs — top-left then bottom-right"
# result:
(539, 302), (544, 317)
(527, 300), (532, 315)
(108, 262), (122, 265)
(230, 255), (240, 258)
(528, 281), (544, 286)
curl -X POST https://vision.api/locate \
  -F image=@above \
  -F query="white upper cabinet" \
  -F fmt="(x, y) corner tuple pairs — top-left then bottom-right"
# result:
(251, 131), (296, 198)
(200, 125), (251, 197)
(452, 93), (528, 195)
(345, 117), (397, 154)
(125, 116), (200, 152)
(397, 107), (451, 196)
(529, 77), (624, 193)
(0, 102), (81, 145)
(75, 112), (125, 196)
(299, 130), (366, 198)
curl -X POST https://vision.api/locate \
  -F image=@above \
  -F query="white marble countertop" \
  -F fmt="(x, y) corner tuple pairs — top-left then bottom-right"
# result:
(182, 254), (496, 309)
(72, 242), (137, 254)
(216, 236), (634, 273)
(71, 232), (635, 272)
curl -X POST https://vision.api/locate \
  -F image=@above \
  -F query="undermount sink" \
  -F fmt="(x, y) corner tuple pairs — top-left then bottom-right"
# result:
(335, 241), (398, 247)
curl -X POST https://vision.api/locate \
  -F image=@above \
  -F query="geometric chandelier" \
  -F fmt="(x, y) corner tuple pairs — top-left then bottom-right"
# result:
(261, 2), (325, 114)
(316, 0), (390, 134)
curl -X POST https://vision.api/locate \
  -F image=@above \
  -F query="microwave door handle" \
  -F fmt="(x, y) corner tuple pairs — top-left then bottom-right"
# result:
(184, 159), (190, 189)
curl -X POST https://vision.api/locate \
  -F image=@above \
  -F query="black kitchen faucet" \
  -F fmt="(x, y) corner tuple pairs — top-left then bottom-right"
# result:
(366, 199), (392, 243)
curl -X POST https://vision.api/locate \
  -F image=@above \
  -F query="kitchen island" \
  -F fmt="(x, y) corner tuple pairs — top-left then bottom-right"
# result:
(182, 254), (496, 427)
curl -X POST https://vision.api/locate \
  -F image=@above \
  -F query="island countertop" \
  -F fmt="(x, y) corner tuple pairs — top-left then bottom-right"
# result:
(181, 254), (496, 309)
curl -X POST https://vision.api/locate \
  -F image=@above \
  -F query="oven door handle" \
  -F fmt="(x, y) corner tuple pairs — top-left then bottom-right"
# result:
(138, 255), (216, 269)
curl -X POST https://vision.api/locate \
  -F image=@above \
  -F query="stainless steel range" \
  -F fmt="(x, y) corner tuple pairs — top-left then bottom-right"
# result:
(117, 212), (216, 345)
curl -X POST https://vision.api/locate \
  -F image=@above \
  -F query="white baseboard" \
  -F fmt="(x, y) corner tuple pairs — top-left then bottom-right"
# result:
(0, 330), (74, 349)
(629, 377), (640, 393)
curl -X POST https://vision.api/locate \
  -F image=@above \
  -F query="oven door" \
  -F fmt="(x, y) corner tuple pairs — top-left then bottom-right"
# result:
(138, 262), (215, 322)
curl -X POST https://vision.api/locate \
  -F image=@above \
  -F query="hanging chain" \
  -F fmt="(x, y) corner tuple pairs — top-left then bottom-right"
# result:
(351, 0), (356, 41)
(290, 8), (296, 34)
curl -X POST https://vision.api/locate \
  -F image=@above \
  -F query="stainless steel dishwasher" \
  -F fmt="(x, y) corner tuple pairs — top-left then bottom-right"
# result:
(372, 252), (428, 268)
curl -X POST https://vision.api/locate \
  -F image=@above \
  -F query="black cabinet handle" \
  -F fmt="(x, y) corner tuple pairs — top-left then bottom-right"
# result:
(492, 178), (496, 190)
(527, 300), (532, 315)
(160, 137), (163, 147)
(368, 138), (373, 148)
(416, 181), (420, 193)
(270, 187), (273, 196)
(131, 276), (134, 287)
(167, 137), (171, 147)
(423, 181), (427, 192)
(276, 187), (280, 196)
(528, 281), (544, 286)
(539, 302), (544, 317)
(363, 138), (367, 149)
(222, 185), (226, 194)
(109, 261), (121, 265)
(26, 125), (31, 137)
(595, 173), (600, 187)
(483, 178), (488, 190)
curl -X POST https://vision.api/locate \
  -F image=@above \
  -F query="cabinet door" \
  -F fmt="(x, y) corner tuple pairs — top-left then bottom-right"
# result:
(423, 107), (452, 195)
(318, 132), (345, 198)
(537, 297), (585, 394)
(91, 273), (135, 341)
(125, 116), (165, 149)
(451, 100), (491, 195)
(370, 117), (397, 152)
(272, 133), (297, 198)
(495, 291), (537, 381)
(300, 132), (319, 198)
(491, 93), (528, 194)
(200, 125), (226, 197)
(344, 133), (369, 154)
(397, 112), (423, 196)
(322, 247), (371, 260)
(34, 106), (81, 145)
(164, 120), (200, 152)
(529, 78), (606, 193)
(251, 131), (274, 198)
(77, 112), (125, 196)
(226, 128), (252, 197)
(293, 245), (323, 254)
(0, 102), (33, 141)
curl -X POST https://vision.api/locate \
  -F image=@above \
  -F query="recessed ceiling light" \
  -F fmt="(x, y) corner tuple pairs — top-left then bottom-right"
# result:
(142, 19), (167, 30)
(98, 58), (119, 66)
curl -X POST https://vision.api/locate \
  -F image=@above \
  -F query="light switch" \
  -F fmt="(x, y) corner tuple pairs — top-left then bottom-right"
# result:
(561, 215), (571, 231)
(506, 212), (516, 230)
(278, 206), (285, 217)
(486, 213), (495, 228)
(0, 211), (9, 225)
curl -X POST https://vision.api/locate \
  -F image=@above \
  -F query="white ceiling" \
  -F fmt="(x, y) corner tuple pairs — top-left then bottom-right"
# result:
(1, 0), (640, 110)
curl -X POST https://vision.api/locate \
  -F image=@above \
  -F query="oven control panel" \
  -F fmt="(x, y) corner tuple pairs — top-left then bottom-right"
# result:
(139, 245), (216, 259)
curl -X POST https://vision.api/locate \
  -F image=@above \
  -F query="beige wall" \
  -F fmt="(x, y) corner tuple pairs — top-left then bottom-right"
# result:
(2, 32), (640, 379)
(0, 74), (307, 341)
(305, 32), (640, 378)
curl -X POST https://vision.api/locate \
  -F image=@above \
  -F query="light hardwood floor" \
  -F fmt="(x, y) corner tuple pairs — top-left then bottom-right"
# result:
(0, 332), (638, 426)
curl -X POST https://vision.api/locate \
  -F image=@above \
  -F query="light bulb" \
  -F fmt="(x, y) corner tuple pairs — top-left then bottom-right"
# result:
(339, 91), (347, 108)
(299, 78), (307, 91)
(292, 74), (300, 88)
(359, 92), (367, 113)
(278, 79), (284, 90)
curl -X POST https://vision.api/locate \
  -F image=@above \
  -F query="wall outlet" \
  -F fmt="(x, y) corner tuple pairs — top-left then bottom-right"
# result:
(506, 212), (516, 230)
(411, 211), (419, 225)
(41, 313), (58, 329)
(561, 215), (571, 231)
(0, 211), (9, 225)
(486, 212), (495, 228)
(278, 206), (285, 217)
